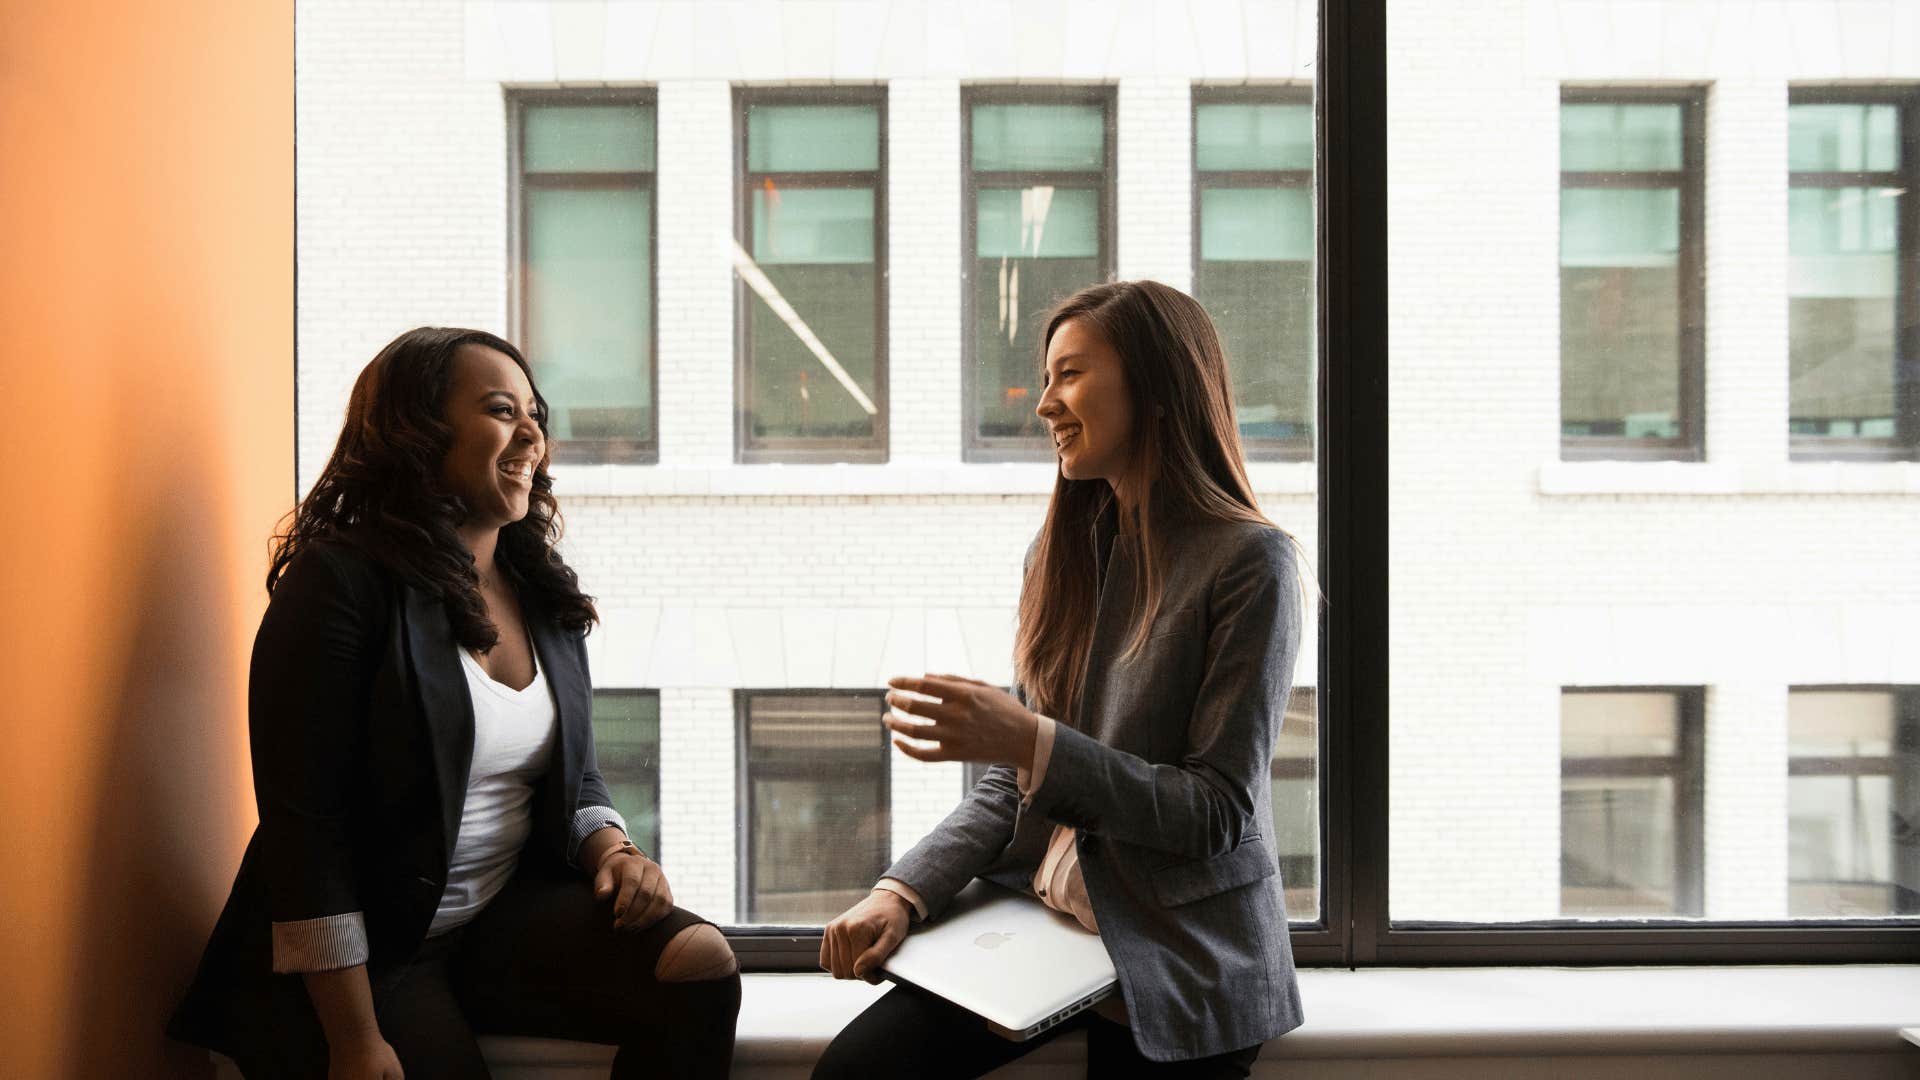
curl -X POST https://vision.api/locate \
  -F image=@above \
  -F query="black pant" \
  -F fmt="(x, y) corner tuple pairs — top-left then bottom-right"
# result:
(811, 983), (1262, 1079)
(239, 871), (740, 1079)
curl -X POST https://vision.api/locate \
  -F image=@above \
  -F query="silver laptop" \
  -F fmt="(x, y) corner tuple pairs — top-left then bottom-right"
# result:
(880, 878), (1118, 1041)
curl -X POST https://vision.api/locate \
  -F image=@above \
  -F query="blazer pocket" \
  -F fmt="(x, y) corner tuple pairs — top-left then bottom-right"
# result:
(1151, 835), (1277, 908)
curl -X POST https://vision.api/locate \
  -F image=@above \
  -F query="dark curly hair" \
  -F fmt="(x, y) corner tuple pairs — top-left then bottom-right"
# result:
(269, 326), (597, 650)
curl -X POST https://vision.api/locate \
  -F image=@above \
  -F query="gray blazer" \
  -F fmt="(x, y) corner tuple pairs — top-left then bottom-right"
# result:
(885, 501), (1305, 1062)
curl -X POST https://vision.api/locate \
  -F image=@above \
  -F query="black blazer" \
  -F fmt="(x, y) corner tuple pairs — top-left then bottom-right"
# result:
(169, 537), (617, 1057)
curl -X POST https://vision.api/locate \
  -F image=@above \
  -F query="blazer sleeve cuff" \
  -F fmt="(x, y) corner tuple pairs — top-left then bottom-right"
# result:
(1016, 715), (1058, 807)
(873, 878), (929, 922)
(271, 912), (369, 973)
(569, 805), (632, 866)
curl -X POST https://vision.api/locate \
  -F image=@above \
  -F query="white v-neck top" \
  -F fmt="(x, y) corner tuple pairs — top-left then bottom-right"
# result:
(427, 644), (558, 935)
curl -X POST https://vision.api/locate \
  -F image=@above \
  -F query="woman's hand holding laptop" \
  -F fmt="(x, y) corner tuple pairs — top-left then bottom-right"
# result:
(820, 887), (912, 983)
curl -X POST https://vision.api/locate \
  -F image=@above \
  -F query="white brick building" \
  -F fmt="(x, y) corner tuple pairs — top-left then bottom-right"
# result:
(297, 0), (1919, 926)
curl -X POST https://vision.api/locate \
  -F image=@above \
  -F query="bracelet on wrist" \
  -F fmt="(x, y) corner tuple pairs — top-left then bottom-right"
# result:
(594, 837), (641, 874)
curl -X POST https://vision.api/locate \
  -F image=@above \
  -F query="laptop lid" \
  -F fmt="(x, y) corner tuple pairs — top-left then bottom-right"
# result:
(880, 878), (1118, 1040)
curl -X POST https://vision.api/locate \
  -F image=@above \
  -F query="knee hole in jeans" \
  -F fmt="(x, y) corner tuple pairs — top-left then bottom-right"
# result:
(654, 923), (738, 982)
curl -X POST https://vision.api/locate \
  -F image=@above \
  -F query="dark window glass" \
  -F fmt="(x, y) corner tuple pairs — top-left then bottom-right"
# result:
(1788, 688), (1920, 917)
(515, 97), (657, 463)
(740, 691), (889, 925)
(965, 92), (1112, 457)
(1559, 97), (1701, 458)
(1788, 97), (1915, 458)
(591, 690), (661, 858)
(1560, 689), (1704, 917)
(738, 93), (886, 461)
(1194, 93), (1315, 458)
(1271, 687), (1319, 920)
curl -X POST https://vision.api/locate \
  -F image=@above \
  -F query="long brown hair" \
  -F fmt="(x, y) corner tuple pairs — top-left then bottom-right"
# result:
(269, 327), (597, 650)
(1013, 280), (1286, 722)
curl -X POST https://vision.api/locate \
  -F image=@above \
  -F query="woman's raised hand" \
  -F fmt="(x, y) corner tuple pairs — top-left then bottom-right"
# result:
(820, 889), (911, 983)
(884, 674), (1039, 769)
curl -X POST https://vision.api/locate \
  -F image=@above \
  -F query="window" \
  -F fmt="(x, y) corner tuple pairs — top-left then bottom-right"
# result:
(737, 691), (890, 925)
(1788, 90), (1919, 459)
(511, 93), (657, 464)
(1788, 688), (1919, 918)
(1559, 90), (1704, 460)
(591, 690), (661, 858)
(1272, 688), (1319, 919)
(735, 89), (887, 462)
(1193, 87), (1316, 460)
(963, 88), (1114, 460)
(1560, 689), (1705, 918)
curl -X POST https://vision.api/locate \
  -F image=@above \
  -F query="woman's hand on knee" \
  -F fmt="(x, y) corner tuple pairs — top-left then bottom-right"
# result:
(819, 889), (910, 984)
(595, 850), (674, 931)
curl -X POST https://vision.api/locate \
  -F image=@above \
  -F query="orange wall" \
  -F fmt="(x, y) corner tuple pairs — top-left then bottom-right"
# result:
(0, 1), (292, 1076)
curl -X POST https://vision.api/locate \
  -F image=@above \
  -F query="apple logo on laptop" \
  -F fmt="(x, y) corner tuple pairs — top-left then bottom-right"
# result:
(973, 932), (1015, 950)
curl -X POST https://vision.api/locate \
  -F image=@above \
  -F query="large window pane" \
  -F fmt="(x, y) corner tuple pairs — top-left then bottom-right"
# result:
(1272, 688), (1319, 920)
(740, 692), (889, 926)
(592, 690), (661, 858)
(738, 93), (885, 459)
(1788, 689), (1919, 917)
(965, 93), (1111, 456)
(1788, 94), (1912, 455)
(517, 97), (656, 463)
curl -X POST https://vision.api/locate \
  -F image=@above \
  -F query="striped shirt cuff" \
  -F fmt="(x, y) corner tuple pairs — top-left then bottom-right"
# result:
(271, 912), (369, 973)
(569, 805), (632, 866)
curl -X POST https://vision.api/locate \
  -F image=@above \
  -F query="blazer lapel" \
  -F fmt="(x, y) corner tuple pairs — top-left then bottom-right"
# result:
(402, 585), (474, 867)
(528, 609), (585, 857)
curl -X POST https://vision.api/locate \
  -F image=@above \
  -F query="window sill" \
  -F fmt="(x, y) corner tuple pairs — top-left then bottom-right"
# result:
(416, 965), (1920, 1076)
(1538, 460), (1920, 496)
(550, 461), (1318, 497)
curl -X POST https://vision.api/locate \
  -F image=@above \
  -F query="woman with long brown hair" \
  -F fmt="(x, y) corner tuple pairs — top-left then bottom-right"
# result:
(815, 280), (1308, 1078)
(169, 328), (740, 1078)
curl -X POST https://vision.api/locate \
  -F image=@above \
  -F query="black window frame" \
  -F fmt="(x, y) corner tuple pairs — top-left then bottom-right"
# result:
(1557, 85), (1707, 463)
(1557, 686), (1707, 919)
(732, 86), (890, 464)
(1787, 685), (1920, 917)
(961, 84), (1117, 463)
(589, 688), (663, 859)
(723, 0), (1920, 970)
(1786, 85), (1920, 462)
(1191, 83), (1317, 463)
(506, 88), (660, 465)
(732, 689), (892, 932)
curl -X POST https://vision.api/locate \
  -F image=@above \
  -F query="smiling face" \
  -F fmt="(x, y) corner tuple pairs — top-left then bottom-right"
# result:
(1036, 316), (1136, 485)
(438, 344), (545, 532)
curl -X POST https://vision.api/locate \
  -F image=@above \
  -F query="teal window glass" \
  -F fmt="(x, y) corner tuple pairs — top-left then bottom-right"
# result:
(524, 104), (656, 173)
(1788, 104), (1900, 173)
(742, 693), (888, 925)
(970, 103), (1104, 172)
(971, 186), (1101, 439)
(591, 691), (660, 858)
(1560, 104), (1683, 171)
(740, 99), (883, 452)
(520, 100), (656, 461)
(1195, 102), (1313, 171)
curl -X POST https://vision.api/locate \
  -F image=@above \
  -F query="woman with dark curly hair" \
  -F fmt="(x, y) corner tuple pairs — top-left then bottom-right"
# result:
(169, 328), (740, 1079)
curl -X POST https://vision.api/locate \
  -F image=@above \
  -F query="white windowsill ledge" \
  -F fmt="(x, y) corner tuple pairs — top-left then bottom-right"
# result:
(1539, 460), (1920, 496)
(433, 965), (1920, 1075)
(549, 461), (1319, 498)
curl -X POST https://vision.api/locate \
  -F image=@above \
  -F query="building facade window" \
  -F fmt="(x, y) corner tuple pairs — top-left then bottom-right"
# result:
(1193, 87), (1316, 461)
(591, 690), (661, 858)
(1788, 89), (1919, 460)
(510, 92), (658, 464)
(963, 87), (1115, 461)
(737, 691), (890, 925)
(735, 89), (888, 463)
(1558, 90), (1705, 461)
(1271, 687), (1319, 920)
(1788, 687), (1919, 917)
(1560, 688), (1705, 917)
